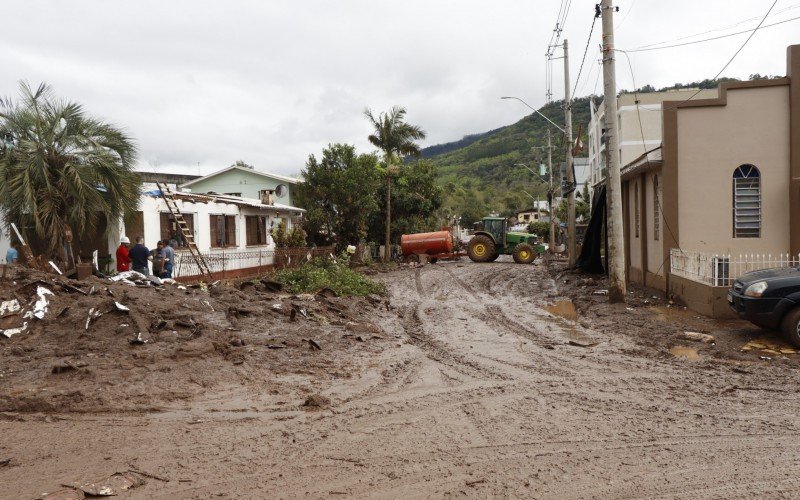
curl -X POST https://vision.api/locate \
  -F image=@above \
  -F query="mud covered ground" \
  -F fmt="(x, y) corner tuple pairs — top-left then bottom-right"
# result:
(3, 259), (800, 498)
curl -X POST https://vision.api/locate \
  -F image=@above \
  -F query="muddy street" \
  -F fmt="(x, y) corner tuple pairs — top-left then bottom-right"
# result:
(4, 260), (800, 498)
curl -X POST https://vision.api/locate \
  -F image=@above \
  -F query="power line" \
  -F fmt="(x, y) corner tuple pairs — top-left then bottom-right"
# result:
(626, 12), (798, 53)
(631, 2), (800, 51)
(679, 0), (779, 104)
(571, 13), (598, 101)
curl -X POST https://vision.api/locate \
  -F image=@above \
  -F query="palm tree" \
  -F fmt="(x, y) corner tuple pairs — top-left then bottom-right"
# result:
(363, 106), (426, 261)
(0, 82), (140, 259)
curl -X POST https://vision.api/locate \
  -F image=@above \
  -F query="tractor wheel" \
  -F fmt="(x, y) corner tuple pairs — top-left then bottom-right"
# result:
(488, 252), (500, 262)
(513, 243), (536, 264)
(467, 235), (496, 262)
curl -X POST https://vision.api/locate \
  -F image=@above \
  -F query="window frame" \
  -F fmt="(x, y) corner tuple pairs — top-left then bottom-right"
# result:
(245, 215), (268, 246)
(209, 214), (238, 248)
(732, 164), (761, 239)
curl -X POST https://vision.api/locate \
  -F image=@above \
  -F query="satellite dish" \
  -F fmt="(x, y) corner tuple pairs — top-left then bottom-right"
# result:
(275, 184), (288, 198)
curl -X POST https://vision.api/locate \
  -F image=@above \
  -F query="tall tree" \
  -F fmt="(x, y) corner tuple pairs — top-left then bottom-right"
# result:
(363, 106), (426, 260)
(366, 159), (443, 243)
(0, 82), (140, 255)
(295, 143), (380, 247)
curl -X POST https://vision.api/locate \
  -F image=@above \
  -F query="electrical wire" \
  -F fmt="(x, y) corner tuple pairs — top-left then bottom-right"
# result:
(571, 14), (598, 101)
(678, 0), (779, 105)
(631, 2), (800, 51)
(626, 12), (798, 53)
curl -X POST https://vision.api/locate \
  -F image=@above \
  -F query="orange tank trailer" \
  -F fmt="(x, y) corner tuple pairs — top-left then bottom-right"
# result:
(400, 230), (454, 258)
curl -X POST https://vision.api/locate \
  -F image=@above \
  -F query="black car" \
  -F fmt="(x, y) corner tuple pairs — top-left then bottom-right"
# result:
(728, 267), (800, 346)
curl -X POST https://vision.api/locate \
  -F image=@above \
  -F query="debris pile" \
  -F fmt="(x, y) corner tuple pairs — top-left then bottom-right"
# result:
(0, 267), (391, 413)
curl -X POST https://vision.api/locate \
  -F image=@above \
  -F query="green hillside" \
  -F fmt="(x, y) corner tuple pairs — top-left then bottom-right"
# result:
(423, 96), (594, 225)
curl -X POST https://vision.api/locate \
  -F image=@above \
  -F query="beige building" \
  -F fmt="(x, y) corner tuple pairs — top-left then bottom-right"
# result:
(616, 44), (800, 317)
(587, 88), (717, 196)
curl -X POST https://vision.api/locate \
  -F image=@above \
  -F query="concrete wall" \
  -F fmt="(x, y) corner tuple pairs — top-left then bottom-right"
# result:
(627, 177), (643, 281)
(669, 274), (737, 319)
(677, 85), (791, 255)
(645, 170), (664, 283)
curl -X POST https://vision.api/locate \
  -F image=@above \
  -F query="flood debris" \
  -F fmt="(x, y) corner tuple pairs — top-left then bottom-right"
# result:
(39, 488), (85, 500)
(113, 302), (130, 312)
(85, 308), (103, 330)
(69, 471), (145, 496)
(682, 331), (715, 344)
(567, 339), (599, 348)
(261, 280), (283, 292)
(307, 339), (322, 350)
(592, 289), (609, 296)
(129, 332), (149, 345)
(51, 360), (86, 374)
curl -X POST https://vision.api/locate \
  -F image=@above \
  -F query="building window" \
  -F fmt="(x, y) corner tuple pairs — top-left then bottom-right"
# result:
(245, 215), (268, 246)
(653, 175), (660, 241)
(733, 165), (761, 238)
(634, 182), (640, 238)
(160, 212), (194, 248)
(210, 215), (237, 247)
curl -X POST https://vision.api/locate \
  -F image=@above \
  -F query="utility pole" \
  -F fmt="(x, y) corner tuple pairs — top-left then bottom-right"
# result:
(547, 129), (556, 252)
(601, 0), (627, 302)
(563, 39), (576, 266)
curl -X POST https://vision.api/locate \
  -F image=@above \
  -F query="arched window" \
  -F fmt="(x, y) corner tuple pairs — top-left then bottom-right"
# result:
(653, 175), (660, 241)
(733, 164), (761, 238)
(634, 182), (640, 238)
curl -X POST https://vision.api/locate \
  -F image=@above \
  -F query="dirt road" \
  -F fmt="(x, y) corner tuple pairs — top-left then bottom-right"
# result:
(4, 260), (800, 498)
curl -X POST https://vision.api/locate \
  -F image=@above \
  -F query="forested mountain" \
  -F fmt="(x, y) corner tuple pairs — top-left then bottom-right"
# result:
(421, 96), (593, 225)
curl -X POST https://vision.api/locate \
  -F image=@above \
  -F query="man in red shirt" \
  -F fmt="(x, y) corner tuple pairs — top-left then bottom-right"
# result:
(116, 236), (132, 272)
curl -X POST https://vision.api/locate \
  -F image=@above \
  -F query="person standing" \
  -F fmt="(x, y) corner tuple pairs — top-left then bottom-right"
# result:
(151, 241), (165, 277)
(160, 239), (175, 278)
(5, 242), (19, 265)
(128, 236), (151, 275)
(116, 237), (131, 272)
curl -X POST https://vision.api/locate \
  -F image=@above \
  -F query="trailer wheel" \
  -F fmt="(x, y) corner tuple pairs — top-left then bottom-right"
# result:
(513, 243), (536, 264)
(467, 235), (496, 262)
(430, 257), (439, 264)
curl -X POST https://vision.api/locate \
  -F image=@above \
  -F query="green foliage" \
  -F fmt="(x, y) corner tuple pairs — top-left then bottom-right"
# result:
(0, 82), (140, 253)
(423, 96), (593, 225)
(295, 143), (380, 246)
(366, 159), (443, 242)
(273, 255), (386, 296)
(555, 197), (590, 222)
(271, 220), (307, 248)
(527, 221), (550, 239)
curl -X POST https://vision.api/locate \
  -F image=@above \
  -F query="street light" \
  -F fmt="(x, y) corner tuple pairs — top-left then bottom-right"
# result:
(500, 96), (565, 134)
(515, 163), (549, 184)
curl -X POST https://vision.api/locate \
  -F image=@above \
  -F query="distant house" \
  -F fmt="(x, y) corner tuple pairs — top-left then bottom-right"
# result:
(599, 44), (800, 318)
(0, 168), (306, 280)
(179, 164), (300, 207)
(516, 202), (549, 224)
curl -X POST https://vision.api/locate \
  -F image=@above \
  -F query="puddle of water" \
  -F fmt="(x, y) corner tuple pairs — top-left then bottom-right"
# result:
(670, 346), (701, 360)
(545, 300), (577, 321)
(741, 333), (797, 355)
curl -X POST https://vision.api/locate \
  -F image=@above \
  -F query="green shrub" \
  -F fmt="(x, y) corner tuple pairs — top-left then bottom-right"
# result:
(273, 254), (385, 296)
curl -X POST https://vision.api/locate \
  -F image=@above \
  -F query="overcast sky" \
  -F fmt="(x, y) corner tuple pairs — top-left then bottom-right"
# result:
(2, 1), (798, 177)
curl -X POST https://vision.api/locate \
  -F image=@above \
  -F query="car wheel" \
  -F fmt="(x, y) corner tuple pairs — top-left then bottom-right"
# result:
(780, 307), (800, 348)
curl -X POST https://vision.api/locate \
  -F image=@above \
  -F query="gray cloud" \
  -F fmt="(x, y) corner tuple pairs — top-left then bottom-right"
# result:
(1, 1), (797, 176)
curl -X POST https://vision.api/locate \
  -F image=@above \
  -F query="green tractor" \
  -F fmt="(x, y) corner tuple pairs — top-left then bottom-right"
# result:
(467, 217), (543, 264)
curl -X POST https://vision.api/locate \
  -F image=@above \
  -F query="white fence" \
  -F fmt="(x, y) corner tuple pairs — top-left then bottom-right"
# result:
(670, 249), (800, 287)
(173, 247), (275, 279)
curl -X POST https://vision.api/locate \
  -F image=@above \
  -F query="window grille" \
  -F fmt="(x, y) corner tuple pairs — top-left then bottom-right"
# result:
(653, 175), (660, 241)
(733, 165), (760, 238)
(634, 182), (640, 238)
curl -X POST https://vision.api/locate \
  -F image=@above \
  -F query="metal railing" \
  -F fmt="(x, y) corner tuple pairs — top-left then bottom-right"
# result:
(670, 249), (800, 287)
(173, 247), (275, 278)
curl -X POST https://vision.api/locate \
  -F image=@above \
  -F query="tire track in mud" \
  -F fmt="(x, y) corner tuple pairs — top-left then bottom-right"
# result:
(400, 303), (511, 382)
(414, 268), (426, 298)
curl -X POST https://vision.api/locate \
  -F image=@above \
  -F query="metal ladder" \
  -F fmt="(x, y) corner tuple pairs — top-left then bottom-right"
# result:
(154, 181), (214, 282)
